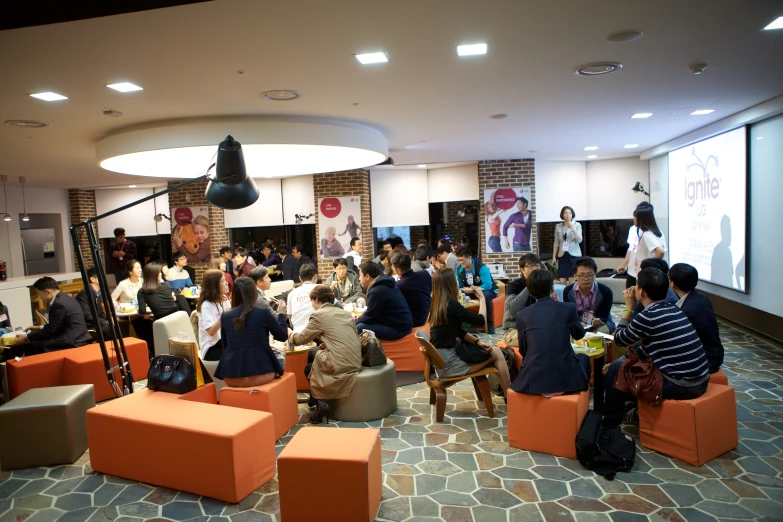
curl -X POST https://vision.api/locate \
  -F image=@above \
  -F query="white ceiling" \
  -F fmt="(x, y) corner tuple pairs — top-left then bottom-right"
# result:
(1, 0), (781, 189)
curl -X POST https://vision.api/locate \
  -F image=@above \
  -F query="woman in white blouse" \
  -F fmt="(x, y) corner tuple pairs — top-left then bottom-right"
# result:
(625, 202), (666, 284)
(111, 260), (143, 302)
(551, 206), (582, 284)
(196, 269), (231, 360)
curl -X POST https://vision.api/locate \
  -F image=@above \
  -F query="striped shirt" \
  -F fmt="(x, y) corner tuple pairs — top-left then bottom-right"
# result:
(615, 301), (708, 381)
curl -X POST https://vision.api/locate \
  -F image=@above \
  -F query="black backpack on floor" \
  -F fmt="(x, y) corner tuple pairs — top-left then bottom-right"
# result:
(575, 410), (635, 480)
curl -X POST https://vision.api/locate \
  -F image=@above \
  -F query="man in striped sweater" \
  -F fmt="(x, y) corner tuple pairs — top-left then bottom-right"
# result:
(603, 267), (710, 427)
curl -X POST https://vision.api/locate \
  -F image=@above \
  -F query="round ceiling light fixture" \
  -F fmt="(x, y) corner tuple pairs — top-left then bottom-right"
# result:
(96, 116), (388, 179)
(606, 30), (645, 43)
(262, 90), (302, 101)
(5, 120), (48, 128)
(575, 62), (623, 76)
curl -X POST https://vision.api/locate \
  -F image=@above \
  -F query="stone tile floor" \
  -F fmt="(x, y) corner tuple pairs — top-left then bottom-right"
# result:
(2, 316), (783, 521)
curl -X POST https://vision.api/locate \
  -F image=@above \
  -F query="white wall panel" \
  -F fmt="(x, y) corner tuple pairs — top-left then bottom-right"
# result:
(282, 175), (315, 225)
(649, 156), (669, 262)
(427, 164), (478, 203)
(586, 158), (649, 220)
(95, 188), (158, 239)
(223, 178), (283, 228)
(153, 187), (170, 235)
(371, 169), (430, 226)
(535, 161), (587, 222)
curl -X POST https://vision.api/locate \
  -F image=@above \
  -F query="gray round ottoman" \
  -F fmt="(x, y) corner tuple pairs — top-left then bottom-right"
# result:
(331, 360), (397, 422)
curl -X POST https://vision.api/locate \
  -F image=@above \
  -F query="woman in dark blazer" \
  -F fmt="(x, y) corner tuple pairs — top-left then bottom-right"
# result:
(215, 277), (288, 388)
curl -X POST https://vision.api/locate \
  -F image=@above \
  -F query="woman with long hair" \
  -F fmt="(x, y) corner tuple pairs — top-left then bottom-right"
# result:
(209, 256), (233, 290)
(623, 202), (666, 287)
(196, 269), (231, 361)
(290, 285), (362, 424)
(111, 259), (143, 303)
(551, 205), (582, 284)
(214, 277), (288, 388)
(485, 199), (503, 253)
(137, 263), (190, 319)
(428, 268), (511, 398)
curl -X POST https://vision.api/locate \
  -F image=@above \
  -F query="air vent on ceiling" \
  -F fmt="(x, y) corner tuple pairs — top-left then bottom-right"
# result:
(575, 62), (623, 76)
(606, 30), (645, 43)
(5, 120), (48, 128)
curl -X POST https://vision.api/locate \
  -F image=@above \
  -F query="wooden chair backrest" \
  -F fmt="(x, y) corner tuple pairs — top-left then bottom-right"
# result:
(59, 281), (83, 297)
(35, 309), (49, 325)
(415, 330), (445, 369)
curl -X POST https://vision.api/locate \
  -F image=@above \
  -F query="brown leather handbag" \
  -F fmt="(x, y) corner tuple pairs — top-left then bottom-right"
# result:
(613, 347), (663, 405)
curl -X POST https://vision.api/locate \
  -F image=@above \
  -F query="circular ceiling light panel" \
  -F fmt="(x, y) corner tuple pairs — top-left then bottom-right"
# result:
(262, 90), (302, 101)
(606, 30), (645, 43)
(575, 62), (623, 76)
(97, 117), (388, 179)
(5, 120), (48, 128)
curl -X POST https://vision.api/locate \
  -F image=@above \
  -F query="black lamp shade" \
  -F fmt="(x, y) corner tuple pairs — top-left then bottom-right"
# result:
(205, 135), (260, 209)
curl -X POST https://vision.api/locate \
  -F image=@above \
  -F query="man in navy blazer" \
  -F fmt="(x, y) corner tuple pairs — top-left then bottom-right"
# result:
(277, 244), (299, 282)
(510, 269), (591, 396)
(391, 252), (432, 327)
(669, 263), (725, 373)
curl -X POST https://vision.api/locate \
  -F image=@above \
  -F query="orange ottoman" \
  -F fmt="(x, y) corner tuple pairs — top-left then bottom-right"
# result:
(382, 329), (428, 372)
(87, 389), (276, 503)
(279, 427), (381, 522)
(638, 383), (738, 466)
(6, 351), (65, 399)
(219, 373), (299, 441)
(63, 339), (150, 401)
(491, 294), (505, 329)
(507, 389), (589, 459)
(709, 368), (729, 385)
(284, 350), (310, 391)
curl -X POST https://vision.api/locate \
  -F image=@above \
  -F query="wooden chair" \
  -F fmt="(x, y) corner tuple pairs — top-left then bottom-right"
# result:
(35, 309), (49, 326)
(58, 281), (83, 298)
(415, 330), (499, 423)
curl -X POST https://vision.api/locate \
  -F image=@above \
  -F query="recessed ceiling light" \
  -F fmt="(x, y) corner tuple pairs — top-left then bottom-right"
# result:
(128, 185), (137, 188)
(355, 52), (388, 65)
(763, 16), (783, 30)
(107, 82), (143, 93)
(457, 43), (488, 56)
(417, 164), (427, 168)
(5, 120), (48, 128)
(624, 144), (639, 149)
(575, 62), (622, 76)
(29, 92), (68, 101)
(489, 114), (508, 119)
(606, 29), (645, 43)
(587, 155), (598, 159)
(584, 146), (598, 151)
(262, 90), (302, 101)
(690, 109), (715, 115)
(631, 113), (653, 119)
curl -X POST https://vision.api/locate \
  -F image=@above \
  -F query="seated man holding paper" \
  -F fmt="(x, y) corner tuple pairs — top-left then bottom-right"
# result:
(562, 256), (615, 334)
(510, 269), (590, 396)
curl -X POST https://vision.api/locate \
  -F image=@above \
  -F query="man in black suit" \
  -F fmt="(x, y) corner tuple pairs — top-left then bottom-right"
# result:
(669, 263), (725, 373)
(277, 244), (299, 282)
(75, 267), (112, 339)
(510, 269), (591, 396)
(291, 244), (313, 272)
(5, 277), (92, 357)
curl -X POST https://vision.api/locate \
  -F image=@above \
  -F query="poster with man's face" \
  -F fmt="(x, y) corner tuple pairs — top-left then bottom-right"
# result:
(483, 188), (533, 253)
(172, 206), (211, 263)
(318, 197), (362, 259)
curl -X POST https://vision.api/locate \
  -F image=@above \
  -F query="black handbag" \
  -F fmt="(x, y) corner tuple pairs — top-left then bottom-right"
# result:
(147, 355), (197, 394)
(455, 341), (492, 364)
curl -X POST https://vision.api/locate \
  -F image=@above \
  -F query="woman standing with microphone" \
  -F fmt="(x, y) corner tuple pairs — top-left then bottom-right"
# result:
(551, 206), (582, 285)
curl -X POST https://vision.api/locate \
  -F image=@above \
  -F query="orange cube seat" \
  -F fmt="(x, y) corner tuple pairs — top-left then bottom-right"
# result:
(709, 368), (729, 385)
(284, 350), (310, 391)
(382, 325), (429, 372)
(507, 389), (589, 459)
(7, 338), (149, 402)
(219, 373), (299, 441)
(87, 387), (276, 503)
(638, 383), (738, 466)
(278, 427), (381, 522)
(492, 294), (505, 329)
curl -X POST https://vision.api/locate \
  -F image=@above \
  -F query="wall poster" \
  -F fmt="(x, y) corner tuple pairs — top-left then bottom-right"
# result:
(483, 187), (533, 253)
(318, 196), (362, 259)
(172, 206), (211, 263)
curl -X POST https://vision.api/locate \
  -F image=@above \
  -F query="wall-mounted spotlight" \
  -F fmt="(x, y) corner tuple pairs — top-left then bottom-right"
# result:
(632, 181), (650, 196)
(153, 213), (171, 223)
(295, 213), (314, 224)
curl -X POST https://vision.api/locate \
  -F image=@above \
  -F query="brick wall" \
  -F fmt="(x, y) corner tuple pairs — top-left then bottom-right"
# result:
(312, 169), (372, 279)
(410, 226), (429, 249)
(539, 222), (556, 257)
(167, 179), (223, 282)
(478, 159), (535, 280)
(443, 201), (478, 247)
(68, 189), (104, 270)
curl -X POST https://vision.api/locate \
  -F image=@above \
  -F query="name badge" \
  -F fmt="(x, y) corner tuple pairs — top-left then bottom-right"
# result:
(582, 310), (594, 325)
(0, 314), (7, 322)
(563, 241), (569, 251)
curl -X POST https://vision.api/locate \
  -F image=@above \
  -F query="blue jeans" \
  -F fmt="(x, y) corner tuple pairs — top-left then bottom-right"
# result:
(488, 236), (502, 253)
(512, 242), (532, 252)
(356, 322), (408, 341)
(603, 355), (709, 427)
